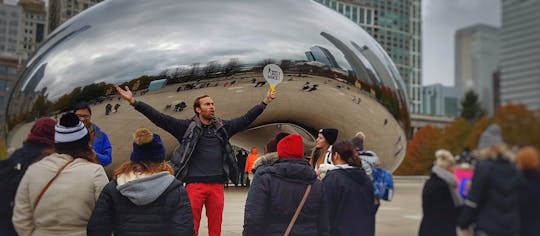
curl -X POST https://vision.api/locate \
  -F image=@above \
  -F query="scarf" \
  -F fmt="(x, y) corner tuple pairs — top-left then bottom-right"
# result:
(432, 165), (463, 207)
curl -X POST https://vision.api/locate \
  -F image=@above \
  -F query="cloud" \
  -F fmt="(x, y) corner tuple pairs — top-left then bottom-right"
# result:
(422, 0), (500, 86)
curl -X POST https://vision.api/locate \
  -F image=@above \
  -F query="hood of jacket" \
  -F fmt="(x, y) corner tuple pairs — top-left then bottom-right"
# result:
(260, 158), (317, 184)
(116, 171), (175, 206)
(330, 166), (368, 185)
(252, 152), (279, 170)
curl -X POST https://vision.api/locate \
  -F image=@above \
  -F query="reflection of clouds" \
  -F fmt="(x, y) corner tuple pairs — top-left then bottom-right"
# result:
(15, 0), (403, 106)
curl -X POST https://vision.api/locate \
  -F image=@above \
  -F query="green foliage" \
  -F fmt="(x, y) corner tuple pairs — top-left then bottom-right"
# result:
(460, 90), (485, 123)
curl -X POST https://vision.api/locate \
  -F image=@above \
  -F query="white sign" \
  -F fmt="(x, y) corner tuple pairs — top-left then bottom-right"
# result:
(263, 64), (283, 91)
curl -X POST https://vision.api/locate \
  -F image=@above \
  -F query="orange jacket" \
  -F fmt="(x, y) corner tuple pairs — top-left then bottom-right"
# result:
(245, 148), (258, 174)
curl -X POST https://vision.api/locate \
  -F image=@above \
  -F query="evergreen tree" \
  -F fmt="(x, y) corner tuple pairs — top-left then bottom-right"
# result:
(460, 90), (485, 122)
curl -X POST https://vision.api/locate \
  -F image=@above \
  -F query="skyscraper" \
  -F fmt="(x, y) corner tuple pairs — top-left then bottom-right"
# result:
(455, 24), (500, 115)
(0, 3), (22, 56)
(500, 0), (540, 112)
(48, 0), (103, 32)
(315, 0), (423, 113)
(18, 0), (47, 58)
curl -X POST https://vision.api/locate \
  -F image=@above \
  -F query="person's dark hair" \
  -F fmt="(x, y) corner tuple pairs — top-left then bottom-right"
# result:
(193, 95), (210, 115)
(54, 113), (97, 163)
(332, 140), (362, 167)
(265, 132), (290, 153)
(73, 102), (92, 115)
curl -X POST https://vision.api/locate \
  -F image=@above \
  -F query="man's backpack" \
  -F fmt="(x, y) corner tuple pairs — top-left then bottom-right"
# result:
(372, 167), (394, 201)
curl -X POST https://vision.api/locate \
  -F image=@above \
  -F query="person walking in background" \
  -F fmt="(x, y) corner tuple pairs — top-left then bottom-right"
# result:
(236, 149), (248, 187)
(87, 128), (193, 236)
(350, 131), (381, 180)
(245, 147), (258, 184)
(419, 149), (462, 236)
(322, 140), (375, 236)
(515, 146), (540, 236)
(115, 84), (276, 236)
(0, 118), (56, 236)
(12, 113), (109, 236)
(309, 128), (338, 170)
(458, 124), (522, 236)
(243, 134), (329, 236)
(74, 103), (113, 166)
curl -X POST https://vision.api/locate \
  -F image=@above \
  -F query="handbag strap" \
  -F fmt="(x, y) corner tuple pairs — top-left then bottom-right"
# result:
(33, 159), (75, 209)
(284, 184), (312, 236)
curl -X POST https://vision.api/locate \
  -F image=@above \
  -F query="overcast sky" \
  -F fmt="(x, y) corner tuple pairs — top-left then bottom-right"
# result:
(5, 0), (501, 87)
(422, 0), (500, 86)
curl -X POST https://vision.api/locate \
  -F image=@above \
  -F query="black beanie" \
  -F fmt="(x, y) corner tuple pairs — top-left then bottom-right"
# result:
(319, 128), (338, 145)
(130, 128), (166, 162)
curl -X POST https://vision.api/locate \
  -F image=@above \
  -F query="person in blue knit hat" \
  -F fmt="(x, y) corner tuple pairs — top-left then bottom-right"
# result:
(88, 128), (194, 236)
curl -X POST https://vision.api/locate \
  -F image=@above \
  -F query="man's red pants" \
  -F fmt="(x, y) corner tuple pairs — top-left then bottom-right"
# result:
(186, 183), (224, 236)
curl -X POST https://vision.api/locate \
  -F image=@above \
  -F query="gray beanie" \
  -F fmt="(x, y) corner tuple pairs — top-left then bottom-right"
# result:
(477, 124), (503, 150)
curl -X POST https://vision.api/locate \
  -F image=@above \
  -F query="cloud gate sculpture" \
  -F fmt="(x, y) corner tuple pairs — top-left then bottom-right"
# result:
(3, 0), (410, 172)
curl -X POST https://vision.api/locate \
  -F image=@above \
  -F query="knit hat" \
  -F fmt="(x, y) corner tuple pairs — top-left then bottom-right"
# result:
(351, 136), (364, 151)
(277, 134), (304, 158)
(477, 124), (503, 150)
(26, 117), (56, 146)
(55, 113), (89, 143)
(130, 128), (166, 162)
(319, 128), (338, 145)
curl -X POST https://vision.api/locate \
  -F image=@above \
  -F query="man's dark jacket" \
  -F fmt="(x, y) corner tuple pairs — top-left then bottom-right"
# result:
(134, 101), (267, 184)
(87, 179), (193, 236)
(243, 158), (330, 236)
(419, 173), (461, 236)
(323, 167), (375, 236)
(458, 156), (522, 235)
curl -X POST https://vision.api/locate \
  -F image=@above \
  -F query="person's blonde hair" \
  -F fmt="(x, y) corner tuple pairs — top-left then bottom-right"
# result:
(516, 146), (539, 171)
(354, 131), (366, 140)
(434, 149), (455, 170)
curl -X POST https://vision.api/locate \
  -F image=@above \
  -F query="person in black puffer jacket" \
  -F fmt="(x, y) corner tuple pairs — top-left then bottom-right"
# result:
(243, 134), (330, 236)
(87, 128), (193, 236)
(458, 124), (522, 236)
(419, 149), (463, 236)
(322, 140), (375, 236)
(516, 146), (540, 236)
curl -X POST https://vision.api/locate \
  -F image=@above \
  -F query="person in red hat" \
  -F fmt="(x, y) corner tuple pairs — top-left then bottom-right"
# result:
(243, 134), (329, 236)
(0, 117), (56, 236)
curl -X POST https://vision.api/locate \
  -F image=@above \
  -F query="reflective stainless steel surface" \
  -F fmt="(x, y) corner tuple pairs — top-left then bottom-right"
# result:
(4, 0), (409, 171)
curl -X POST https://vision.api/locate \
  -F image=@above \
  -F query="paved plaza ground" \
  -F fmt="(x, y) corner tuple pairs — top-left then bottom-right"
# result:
(199, 178), (424, 236)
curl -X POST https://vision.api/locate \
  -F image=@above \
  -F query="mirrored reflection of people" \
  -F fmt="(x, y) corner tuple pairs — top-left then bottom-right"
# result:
(515, 146), (540, 236)
(243, 134), (330, 236)
(114, 84), (276, 236)
(245, 147), (258, 184)
(105, 103), (112, 115)
(12, 113), (109, 236)
(235, 149), (248, 187)
(309, 128), (338, 170)
(87, 128), (194, 236)
(419, 149), (463, 236)
(113, 103), (120, 113)
(322, 141), (375, 236)
(74, 103), (113, 166)
(458, 124), (522, 236)
(0, 118), (56, 236)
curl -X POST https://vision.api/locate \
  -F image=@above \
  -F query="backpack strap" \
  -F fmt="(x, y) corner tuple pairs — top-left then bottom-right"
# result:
(34, 159), (75, 209)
